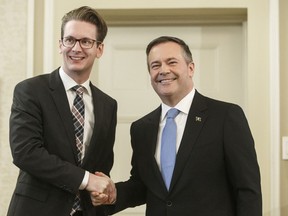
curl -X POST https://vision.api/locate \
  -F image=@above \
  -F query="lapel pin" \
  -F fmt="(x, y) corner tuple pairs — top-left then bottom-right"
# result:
(195, 116), (202, 122)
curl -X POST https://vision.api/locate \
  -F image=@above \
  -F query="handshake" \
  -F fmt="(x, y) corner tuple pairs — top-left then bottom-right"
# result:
(86, 172), (116, 206)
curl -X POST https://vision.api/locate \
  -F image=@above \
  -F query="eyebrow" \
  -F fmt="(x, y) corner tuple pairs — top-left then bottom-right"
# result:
(166, 57), (178, 61)
(150, 57), (178, 64)
(150, 60), (160, 66)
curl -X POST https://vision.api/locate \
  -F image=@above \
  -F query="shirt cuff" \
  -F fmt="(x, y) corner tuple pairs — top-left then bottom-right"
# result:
(79, 170), (89, 190)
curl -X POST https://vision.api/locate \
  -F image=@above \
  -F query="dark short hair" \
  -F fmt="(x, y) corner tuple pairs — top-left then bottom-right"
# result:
(146, 36), (193, 64)
(61, 6), (107, 43)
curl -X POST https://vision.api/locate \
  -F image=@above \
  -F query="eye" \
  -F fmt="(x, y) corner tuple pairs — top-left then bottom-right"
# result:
(168, 60), (177, 65)
(64, 37), (75, 45)
(81, 38), (93, 45)
(151, 63), (160, 70)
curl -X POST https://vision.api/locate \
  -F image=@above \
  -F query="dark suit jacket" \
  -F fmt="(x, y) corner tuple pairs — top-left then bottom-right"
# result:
(7, 69), (117, 216)
(113, 91), (262, 216)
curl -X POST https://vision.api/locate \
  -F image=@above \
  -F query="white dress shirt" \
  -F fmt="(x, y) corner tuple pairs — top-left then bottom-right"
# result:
(59, 67), (94, 189)
(155, 88), (195, 170)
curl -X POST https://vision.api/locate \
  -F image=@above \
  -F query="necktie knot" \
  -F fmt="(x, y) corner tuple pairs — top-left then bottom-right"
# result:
(72, 85), (85, 97)
(166, 108), (180, 119)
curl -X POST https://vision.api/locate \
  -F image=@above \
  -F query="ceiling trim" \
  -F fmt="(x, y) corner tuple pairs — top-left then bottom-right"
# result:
(98, 8), (247, 26)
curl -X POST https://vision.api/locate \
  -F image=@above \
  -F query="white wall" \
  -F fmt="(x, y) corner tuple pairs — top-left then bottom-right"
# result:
(0, 0), (28, 213)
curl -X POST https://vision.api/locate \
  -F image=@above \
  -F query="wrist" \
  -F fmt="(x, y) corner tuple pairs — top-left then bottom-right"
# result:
(79, 171), (89, 190)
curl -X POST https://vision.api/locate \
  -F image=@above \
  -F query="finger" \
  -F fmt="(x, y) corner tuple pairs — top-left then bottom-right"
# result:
(91, 193), (109, 206)
(90, 191), (100, 197)
(95, 171), (109, 178)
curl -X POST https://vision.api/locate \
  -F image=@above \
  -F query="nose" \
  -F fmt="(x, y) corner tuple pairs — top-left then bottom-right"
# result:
(72, 41), (82, 51)
(159, 68), (170, 75)
(159, 71), (170, 76)
(159, 64), (170, 75)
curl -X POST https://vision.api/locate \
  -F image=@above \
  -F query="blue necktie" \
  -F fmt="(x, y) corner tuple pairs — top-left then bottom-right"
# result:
(161, 108), (180, 190)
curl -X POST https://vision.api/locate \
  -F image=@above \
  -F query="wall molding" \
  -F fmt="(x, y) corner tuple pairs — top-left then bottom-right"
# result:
(43, 0), (54, 73)
(99, 8), (247, 26)
(269, 0), (280, 215)
(26, 0), (35, 78)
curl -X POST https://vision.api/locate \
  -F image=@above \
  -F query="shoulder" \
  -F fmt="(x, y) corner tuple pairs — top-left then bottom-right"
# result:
(90, 83), (117, 106)
(13, 74), (53, 97)
(132, 106), (161, 126)
(195, 90), (245, 116)
(16, 74), (48, 86)
(14, 69), (59, 92)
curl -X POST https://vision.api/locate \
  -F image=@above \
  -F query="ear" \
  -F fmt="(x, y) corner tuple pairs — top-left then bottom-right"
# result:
(188, 62), (195, 78)
(95, 43), (104, 58)
(59, 40), (63, 54)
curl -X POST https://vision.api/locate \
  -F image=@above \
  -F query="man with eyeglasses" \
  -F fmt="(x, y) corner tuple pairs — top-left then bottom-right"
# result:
(7, 6), (117, 216)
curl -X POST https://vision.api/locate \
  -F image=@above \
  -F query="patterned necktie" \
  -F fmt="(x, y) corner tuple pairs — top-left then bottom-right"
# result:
(71, 85), (85, 215)
(161, 108), (180, 190)
(71, 85), (85, 164)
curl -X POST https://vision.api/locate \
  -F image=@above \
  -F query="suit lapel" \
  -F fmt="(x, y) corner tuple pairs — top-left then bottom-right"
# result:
(145, 107), (170, 196)
(169, 91), (208, 192)
(82, 83), (103, 166)
(49, 69), (78, 164)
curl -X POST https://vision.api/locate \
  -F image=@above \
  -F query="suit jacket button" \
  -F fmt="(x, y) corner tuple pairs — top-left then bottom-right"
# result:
(167, 201), (172, 207)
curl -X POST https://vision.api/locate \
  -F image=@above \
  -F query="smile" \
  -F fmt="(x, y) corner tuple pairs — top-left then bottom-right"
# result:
(158, 78), (177, 83)
(70, 56), (85, 61)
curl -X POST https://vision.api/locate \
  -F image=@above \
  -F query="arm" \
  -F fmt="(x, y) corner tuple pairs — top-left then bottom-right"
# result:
(90, 121), (146, 213)
(10, 80), (84, 194)
(86, 93), (118, 195)
(224, 105), (262, 216)
(109, 122), (147, 213)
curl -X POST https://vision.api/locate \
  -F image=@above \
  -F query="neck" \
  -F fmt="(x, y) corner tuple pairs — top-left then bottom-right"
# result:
(66, 70), (90, 84)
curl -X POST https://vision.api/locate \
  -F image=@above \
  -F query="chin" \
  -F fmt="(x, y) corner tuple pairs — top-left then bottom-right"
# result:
(67, 65), (84, 72)
(158, 90), (174, 97)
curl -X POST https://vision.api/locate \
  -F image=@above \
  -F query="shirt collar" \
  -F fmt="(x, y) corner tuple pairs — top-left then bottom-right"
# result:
(161, 88), (195, 121)
(59, 67), (91, 95)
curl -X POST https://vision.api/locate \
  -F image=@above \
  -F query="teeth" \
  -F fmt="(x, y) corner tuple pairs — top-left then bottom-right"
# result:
(160, 79), (173, 83)
(71, 57), (83, 60)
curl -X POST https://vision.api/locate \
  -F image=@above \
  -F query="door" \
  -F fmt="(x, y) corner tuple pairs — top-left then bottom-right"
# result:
(98, 24), (245, 215)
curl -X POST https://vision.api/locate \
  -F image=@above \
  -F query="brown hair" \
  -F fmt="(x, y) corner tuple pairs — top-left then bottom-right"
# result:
(61, 6), (107, 43)
(146, 36), (193, 64)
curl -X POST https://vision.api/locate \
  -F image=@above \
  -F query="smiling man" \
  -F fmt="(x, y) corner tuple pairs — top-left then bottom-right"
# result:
(91, 36), (262, 216)
(148, 39), (194, 107)
(8, 6), (117, 216)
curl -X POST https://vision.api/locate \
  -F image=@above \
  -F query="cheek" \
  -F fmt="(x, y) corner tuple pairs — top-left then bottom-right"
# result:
(59, 47), (69, 56)
(59, 42), (68, 54)
(149, 70), (158, 81)
(59, 45), (63, 54)
(151, 82), (158, 93)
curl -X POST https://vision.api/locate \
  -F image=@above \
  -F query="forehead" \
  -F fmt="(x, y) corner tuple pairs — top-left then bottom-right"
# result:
(148, 42), (184, 62)
(63, 20), (97, 38)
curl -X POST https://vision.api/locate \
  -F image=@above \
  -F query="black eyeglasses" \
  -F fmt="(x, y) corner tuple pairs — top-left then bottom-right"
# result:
(61, 37), (102, 49)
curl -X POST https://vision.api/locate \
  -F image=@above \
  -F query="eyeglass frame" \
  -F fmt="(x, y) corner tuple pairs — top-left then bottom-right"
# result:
(61, 36), (102, 49)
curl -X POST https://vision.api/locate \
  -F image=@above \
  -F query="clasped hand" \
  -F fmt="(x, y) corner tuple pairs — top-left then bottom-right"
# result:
(86, 172), (116, 206)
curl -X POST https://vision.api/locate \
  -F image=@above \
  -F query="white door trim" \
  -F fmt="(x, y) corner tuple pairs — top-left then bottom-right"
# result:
(269, 0), (280, 215)
(26, 0), (35, 78)
(43, 0), (55, 73)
